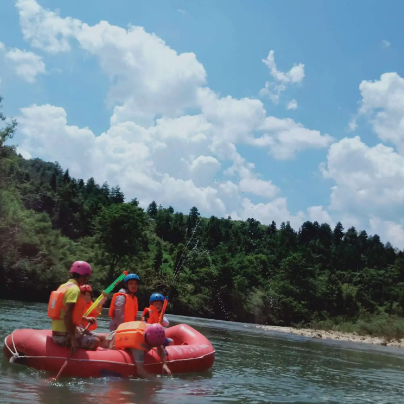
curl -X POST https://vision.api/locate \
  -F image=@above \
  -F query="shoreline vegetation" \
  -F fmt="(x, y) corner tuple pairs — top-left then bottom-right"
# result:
(1, 96), (404, 342)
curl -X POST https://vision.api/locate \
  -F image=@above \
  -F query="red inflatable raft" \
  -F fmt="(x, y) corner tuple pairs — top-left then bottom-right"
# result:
(3, 324), (215, 378)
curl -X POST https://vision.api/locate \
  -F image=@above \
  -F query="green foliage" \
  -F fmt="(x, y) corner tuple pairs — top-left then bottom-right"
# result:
(93, 203), (148, 282)
(1, 95), (404, 336)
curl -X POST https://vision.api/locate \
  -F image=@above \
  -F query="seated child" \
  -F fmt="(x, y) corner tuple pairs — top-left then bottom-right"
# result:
(106, 321), (172, 380)
(80, 284), (107, 331)
(142, 293), (170, 328)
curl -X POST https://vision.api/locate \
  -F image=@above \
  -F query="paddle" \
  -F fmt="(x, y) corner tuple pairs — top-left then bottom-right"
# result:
(83, 271), (128, 317)
(158, 296), (169, 325)
(49, 323), (90, 382)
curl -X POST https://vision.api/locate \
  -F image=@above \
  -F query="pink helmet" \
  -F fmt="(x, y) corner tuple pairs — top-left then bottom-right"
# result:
(144, 323), (166, 347)
(70, 261), (92, 277)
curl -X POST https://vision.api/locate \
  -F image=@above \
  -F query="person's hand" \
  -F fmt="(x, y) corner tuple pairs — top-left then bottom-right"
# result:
(83, 316), (96, 324)
(70, 337), (79, 354)
(102, 290), (108, 297)
(162, 364), (172, 376)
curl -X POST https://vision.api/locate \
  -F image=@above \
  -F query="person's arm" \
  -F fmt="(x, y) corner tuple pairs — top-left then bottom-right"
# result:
(96, 291), (108, 315)
(136, 362), (157, 380)
(142, 309), (150, 323)
(114, 295), (126, 325)
(157, 345), (172, 375)
(82, 316), (96, 323)
(64, 303), (78, 353)
(162, 316), (169, 327)
(130, 349), (158, 381)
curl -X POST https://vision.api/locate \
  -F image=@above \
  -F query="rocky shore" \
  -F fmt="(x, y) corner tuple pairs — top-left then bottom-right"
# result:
(256, 324), (404, 348)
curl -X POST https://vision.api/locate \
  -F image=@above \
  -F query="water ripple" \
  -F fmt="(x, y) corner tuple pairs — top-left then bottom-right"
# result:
(2, 300), (404, 403)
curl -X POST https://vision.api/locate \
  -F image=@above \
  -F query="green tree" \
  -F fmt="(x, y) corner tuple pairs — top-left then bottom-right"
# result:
(147, 201), (158, 218)
(93, 203), (148, 282)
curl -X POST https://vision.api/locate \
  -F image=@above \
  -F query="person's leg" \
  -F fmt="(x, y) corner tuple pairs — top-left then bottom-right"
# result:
(52, 334), (70, 348)
(105, 331), (116, 349)
(77, 331), (100, 350)
(95, 333), (109, 348)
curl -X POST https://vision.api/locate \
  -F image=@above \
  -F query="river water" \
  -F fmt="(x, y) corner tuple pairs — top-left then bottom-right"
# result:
(1, 300), (404, 403)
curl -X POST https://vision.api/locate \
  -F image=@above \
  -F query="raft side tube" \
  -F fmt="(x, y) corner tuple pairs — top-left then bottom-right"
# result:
(3, 324), (215, 378)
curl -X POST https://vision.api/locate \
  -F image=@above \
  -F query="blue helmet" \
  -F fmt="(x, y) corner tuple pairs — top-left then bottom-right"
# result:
(150, 293), (164, 303)
(124, 273), (140, 283)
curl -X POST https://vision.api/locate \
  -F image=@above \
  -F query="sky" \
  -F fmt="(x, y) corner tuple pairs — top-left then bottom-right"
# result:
(1, 0), (404, 248)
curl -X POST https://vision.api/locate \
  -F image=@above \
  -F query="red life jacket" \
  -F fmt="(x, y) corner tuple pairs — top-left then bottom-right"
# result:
(115, 321), (149, 351)
(108, 292), (138, 323)
(141, 305), (161, 324)
(48, 282), (86, 326)
(81, 301), (100, 331)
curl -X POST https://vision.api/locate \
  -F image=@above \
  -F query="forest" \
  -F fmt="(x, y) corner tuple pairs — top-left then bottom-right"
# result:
(1, 96), (404, 338)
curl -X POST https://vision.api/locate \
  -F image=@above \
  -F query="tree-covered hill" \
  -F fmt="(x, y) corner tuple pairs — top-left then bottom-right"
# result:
(1, 96), (404, 336)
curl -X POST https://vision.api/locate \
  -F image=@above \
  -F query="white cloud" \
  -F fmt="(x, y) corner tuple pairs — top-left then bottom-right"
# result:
(320, 72), (404, 248)
(15, 1), (404, 247)
(239, 178), (279, 199)
(348, 118), (357, 131)
(177, 9), (187, 15)
(77, 22), (207, 125)
(307, 206), (332, 224)
(357, 72), (404, 153)
(260, 50), (305, 104)
(17, 104), (96, 175)
(185, 155), (221, 187)
(262, 50), (305, 84)
(16, 0), (82, 53)
(369, 216), (404, 248)
(252, 116), (334, 159)
(0, 42), (5, 50)
(321, 135), (404, 219)
(287, 99), (298, 110)
(5, 48), (45, 83)
(233, 197), (305, 229)
(381, 40), (391, 48)
(16, 0), (206, 125)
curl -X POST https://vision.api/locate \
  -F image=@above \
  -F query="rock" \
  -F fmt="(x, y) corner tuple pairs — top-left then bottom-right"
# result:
(317, 333), (322, 338)
(380, 341), (387, 346)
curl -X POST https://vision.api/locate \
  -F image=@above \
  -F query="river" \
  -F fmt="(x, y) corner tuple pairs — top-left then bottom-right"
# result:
(1, 300), (404, 403)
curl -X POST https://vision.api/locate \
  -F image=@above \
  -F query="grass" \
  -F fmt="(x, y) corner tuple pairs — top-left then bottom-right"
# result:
(303, 314), (404, 342)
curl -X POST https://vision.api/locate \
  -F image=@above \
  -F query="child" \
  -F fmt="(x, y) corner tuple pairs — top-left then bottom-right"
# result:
(80, 284), (107, 332)
(106, 321), (171, 380)
(142, 293), (170, 328)
(109, 273), (139, 332)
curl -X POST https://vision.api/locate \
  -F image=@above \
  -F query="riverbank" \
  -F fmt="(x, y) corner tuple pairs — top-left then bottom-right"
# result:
(256, 323), (404, 348)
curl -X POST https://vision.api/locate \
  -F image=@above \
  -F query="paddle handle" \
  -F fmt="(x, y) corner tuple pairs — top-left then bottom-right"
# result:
(158, 297), (169, 325)
(83, 271), (128, 317)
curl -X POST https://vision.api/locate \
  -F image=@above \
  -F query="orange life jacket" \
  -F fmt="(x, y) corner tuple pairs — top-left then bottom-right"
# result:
(108, 293), (138, 323)
(47, 282), (86, 326)
(142, 305), (161, 324)
(115, 320), (149, 351)
(81, 301), (100, 331)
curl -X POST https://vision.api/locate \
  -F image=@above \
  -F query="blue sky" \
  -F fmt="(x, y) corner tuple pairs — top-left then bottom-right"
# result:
(1, 0), (404, 247)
